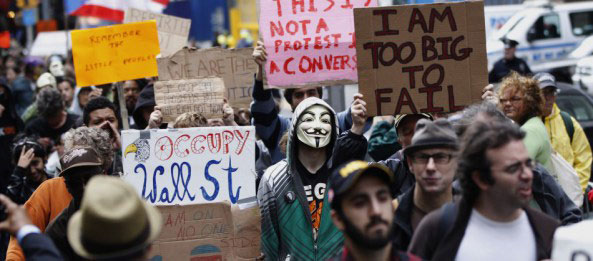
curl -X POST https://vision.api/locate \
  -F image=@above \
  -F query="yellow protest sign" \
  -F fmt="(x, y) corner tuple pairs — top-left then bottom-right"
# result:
(71, 21), (160, 87)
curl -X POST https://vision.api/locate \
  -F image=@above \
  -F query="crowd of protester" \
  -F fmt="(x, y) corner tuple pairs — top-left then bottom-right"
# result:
(0, 37), (590, 261)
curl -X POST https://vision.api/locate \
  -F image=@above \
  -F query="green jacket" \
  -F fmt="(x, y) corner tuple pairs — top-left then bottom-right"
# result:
(257, 98), (343, 260)
(521, 116), (552, 172)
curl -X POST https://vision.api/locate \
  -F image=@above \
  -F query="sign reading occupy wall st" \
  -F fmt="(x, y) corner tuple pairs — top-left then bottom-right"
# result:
(121, 127), (256, 205)
(259, 0), (377, 88)
(354, 1), (488, 116)
(71, 21), (160, 87)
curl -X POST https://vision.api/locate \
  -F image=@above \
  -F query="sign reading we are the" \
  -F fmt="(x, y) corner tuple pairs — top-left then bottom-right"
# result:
(355, 1), (488, 116)
(71, 21), (160, 87)
(259, 0), (376, 88)
(121, 126), (256, 206)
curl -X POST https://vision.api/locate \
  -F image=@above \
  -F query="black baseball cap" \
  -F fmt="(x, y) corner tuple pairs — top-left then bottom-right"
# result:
(329, 160), (394, 209)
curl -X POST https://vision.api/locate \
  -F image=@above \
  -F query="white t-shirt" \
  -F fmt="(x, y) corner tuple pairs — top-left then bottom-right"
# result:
(456, 209), (536, 261)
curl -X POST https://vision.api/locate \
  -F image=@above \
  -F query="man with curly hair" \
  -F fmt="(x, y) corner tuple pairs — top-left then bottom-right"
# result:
(24, 88), (79, 150)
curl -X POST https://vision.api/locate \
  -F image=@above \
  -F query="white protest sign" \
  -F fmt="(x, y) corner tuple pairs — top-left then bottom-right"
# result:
(124, 8), (191, 57)
(121, 126), (256, 205)
(552, 220), (593, 261)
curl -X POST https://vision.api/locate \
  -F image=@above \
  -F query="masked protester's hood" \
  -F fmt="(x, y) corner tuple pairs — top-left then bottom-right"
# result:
(132, 83), (156, 129)
(286, 97), (339, 170)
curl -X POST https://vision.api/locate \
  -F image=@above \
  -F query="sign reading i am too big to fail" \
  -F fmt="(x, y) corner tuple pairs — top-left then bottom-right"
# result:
(355, 1), (488, 116)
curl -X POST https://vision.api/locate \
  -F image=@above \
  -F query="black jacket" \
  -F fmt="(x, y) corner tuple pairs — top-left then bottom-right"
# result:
(392, 184), (416, 252)
(0, 84), (24, 193)
(132, 83), (155, 130)
(46, 201), (86, 261)
(334, 134), (415, 198)
(383, 150), (416, 198)
(531, 165), (582, 225)
(21, 233), (63, 261)
(488, 57), (532, 83)
(6, 167), (46, 204)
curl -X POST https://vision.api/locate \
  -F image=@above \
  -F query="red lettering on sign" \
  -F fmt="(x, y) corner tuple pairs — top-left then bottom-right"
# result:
(402, 65), (423, 89)
(375, 88), (393, 115)
(341, 0), (353, 9)
(419, 86), (444, 113)
(451, 36), (472, 61)
(270, 60), (280, 74)
(409, 7), (457, 33)
(284, 57), (295, 74)
(270, 21), (284, 37)
(293, 0), (305, 14)
(373, 9), (399, 36)
(422, 64), (444, 88)
(316, 18), (329, 33)
(395, 88), (417, 114)
(447, 85), (464, 112)
(273, 0), (283, 16)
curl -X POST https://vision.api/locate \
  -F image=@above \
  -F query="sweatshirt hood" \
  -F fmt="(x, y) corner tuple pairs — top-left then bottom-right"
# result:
(286, 97), (338, 169)
(132, 83), (156, 129)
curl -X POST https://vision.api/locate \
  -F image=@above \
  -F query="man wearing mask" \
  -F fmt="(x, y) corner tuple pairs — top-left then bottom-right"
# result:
(258, 97), (367, 260)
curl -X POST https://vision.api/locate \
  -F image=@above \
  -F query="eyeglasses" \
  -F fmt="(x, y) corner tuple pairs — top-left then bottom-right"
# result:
(499, 96), (523, 104)
(411, 152), (455, 165)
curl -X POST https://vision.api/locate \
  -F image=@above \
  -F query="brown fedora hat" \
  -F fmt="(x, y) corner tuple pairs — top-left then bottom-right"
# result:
(67, 176), (162, 259)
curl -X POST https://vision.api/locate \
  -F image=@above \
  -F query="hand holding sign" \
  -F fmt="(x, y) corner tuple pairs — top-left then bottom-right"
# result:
(253, 41), (267, 81)
(351, 93), (367, 135)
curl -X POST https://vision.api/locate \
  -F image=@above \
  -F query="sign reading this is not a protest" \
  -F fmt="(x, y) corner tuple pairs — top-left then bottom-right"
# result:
(354, 1), (488, 116)
(121, 126), (256, 206)
(259, 0), (377, 88)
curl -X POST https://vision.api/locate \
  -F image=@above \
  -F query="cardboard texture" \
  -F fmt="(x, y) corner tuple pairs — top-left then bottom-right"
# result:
(124, 8), (191, 57)
(354, 1), (487, 116)
(154, 77), (225, 122)
(71, 21), (160, 87)
(258, 0), (377, 89)
(121, 126), (257, 206)
(157, 48), (257, 109)
(148, 202), (261, 260)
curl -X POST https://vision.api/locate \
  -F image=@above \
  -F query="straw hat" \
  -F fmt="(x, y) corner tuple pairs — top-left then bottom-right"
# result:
(67, 176), (162, 259)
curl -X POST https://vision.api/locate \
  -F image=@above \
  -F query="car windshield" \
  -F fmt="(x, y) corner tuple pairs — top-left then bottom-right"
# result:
(557, 94), (593, 121)
(492, 14), (525, 40)
(569, 37), (593, 59)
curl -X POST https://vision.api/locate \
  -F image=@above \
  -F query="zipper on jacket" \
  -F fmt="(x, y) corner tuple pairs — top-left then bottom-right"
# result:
(314, 243), (318, 260)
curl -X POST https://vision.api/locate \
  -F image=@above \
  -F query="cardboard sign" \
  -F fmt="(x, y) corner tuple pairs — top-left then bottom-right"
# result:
(157, 48), (257, 109)
(124, 8), (191, 57)
(552, 220), (593, 261)
(259, 0), (377, 88)
(71, 21), (160, 87)
(354, 1), (487, 116)
(154, 77), (225, 123)
(121, 126), (256, 205)
(149, 202), (261, 260)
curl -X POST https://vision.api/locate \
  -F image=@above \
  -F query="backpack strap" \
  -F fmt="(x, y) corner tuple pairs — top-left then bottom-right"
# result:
(437, 203), (456, 241)
(560, 111), (574, 143)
